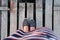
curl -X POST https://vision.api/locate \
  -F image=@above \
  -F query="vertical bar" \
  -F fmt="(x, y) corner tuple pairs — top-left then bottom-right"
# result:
(33, 0), (36, 21)
(0, 0), (1, 6)
(19, 3), (25, 30)
(7, 0), (10, 36)
(1, 11), (8, 40)
(1, 0), (8, 40)
(42, 0), (45, 27)
(10, 0), (17, 35)
(1, 0), (8, 7)
(25, 0), (27, 18)
(52, 0), (54, 30)
(0, 0), (1, 39)
(33, 0), (36, 28)
(17, 0), (19, 30)
(54, 0), (60, 39)
(7, 11), (10, 36)
(0, 13), (1, 40)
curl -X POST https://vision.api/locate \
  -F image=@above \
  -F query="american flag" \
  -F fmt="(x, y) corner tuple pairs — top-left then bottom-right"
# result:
(4, 27), (58, 40)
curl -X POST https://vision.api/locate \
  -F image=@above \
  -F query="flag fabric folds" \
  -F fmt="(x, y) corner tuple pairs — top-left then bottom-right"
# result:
(4, 27), (58, 40)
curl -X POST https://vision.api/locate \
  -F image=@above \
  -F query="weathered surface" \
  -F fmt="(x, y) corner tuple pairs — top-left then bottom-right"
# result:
(54, 0), (60, 40)
(45, 0), (52, 29)
(36, 0), (43, 28)
(1, 11), (8, 40)
(10, 0), (17, 35)
(1, 0), (8, 40)
(0, 11), (1, 40)
(19, 3), (25, 30)
(54, 11), (60, 40)
(1, 0), (8, 6)
(27, 3), (33, 20)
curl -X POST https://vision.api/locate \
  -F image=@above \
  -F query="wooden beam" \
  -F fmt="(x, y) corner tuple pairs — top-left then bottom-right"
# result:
(54, 0), (60, 40)
(10, 0), (17, 35)
(1, 0), (8, 40)
(0, 0), (1, 39)
(19, 3), (25, 30)
(36, 0), (43, 28)
(0, 11), (1, 40)
(45, 0), (52, 29)
(27, 3), (33, 19)
(1, 11), (8, 40)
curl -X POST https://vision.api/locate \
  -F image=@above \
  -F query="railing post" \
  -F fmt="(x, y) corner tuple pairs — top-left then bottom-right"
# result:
(42, 0), (45, 27)
(52, 0), (54, 30)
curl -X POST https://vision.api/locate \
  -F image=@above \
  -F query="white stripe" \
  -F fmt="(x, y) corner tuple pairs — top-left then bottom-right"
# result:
(23, 34), (36, 38)
(17, 30), (25, 34)
(19, 30), (25, 34)
(14, 33), (23, 36)
(7, 36), (18, 39)
(23, 37), (49, 40)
